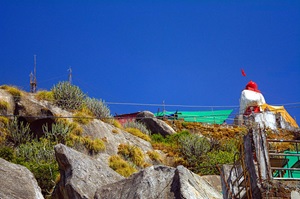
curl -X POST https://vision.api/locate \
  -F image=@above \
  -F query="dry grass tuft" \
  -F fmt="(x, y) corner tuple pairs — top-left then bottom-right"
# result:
(125, 127), (151, 142)
(109, 155), (137, 177)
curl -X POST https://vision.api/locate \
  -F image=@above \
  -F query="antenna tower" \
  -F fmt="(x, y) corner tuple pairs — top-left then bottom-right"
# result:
(30, 55), (37, 93)
(68, 67), (72, 84)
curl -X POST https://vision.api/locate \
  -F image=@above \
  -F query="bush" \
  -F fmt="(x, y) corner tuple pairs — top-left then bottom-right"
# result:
(52, 81), (86, 110)
(85, 97), (111, 119)
(35, 90), (54, 101)
(118, 143), (145, 167)
(178, 134), (210, 167)
(151, 133), (166, 143)
(0, 146), (15, 161)
(109, 155), (137, 177)
(7, 117), (32, 146)
(123, 121), (150, 135)
(198, 150), (236, 175)
(125, 127), (151, 142)
(13, 138), (58, 195)
(43, 120), (72, 144)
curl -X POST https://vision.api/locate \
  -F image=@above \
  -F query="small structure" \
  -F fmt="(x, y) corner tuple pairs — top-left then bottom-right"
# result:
(236, 81), (298, 130)
(114, 112), (140, 125)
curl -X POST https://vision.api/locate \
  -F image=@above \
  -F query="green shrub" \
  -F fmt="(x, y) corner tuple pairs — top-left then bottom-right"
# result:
(118, 143), (145, 167)
(109, 155), (137, 177)
(0, 146), (15, 161)
(166, 130), (190, 144)
(198, 150), (236, 175)
(85, 97), (111, 119)
(151, 133), (166, 143)
(123, 121), (150, 135)
(7, 117), (32, 146)
(16, 139), (55, 163)
(35, 90), (54, 101)
(125, 127), (151, 142)
(178, 134), (210, 167)
(13, 139), (58, 195)
(52, 81), (86, 110)
(43, 120), (72, 144)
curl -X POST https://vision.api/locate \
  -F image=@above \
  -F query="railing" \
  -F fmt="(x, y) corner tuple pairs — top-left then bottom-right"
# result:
(267, 139), (300, 180)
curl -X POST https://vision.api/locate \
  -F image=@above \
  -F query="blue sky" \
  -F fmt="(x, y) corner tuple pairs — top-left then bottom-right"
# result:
(1, 0), (299, 123)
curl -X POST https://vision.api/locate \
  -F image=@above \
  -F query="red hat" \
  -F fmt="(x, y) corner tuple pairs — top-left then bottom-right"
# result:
(245, 80), (260, 93)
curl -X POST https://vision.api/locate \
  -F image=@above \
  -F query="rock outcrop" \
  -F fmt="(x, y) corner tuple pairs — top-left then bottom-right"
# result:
(82, 119), (153, 155)
(53, 144), (222, 199)
(95, 165), (222, 199)
(0, 158), (44, 199)
(52, 144), (124, 199)
(137, 111), (176, 137)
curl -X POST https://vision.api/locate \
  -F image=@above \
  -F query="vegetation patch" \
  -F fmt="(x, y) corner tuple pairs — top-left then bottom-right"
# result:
(35, 90), (54, 101)
(125, 127), (151, 142)
(109, 155), (137, 177)
(85, 97), (111, 120)
(52, 81), (86, 111)
(0, 85), (22, 101)
(0, 100), (9, 111)
(151, 129), (241, 175)
(123, 121), (150, 135)
(7, 117), (32, 147)
(147, 150), (162, 163)
(73, 111), (92, 125)
(112, 119), (122, 129)
(82, 137), (105, 154)
(118, 143), (146, 167)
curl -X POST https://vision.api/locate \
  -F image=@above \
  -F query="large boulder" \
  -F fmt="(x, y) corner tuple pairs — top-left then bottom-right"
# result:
(52, 144), (124, 199)
(0, 158), (44, 199)
(137, 111), (176, 137)
(136, 111), (155, 119)
(82, 119), (154, 155)
(95, 165), (222, 199)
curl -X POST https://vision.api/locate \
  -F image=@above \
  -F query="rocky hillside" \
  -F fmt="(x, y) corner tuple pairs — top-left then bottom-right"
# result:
(0, 83), (297, 199)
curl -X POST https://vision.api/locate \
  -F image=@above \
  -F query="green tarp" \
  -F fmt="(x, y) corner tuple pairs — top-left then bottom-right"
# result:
(283, 151), (300, 178)
(154, 110), (233, 124)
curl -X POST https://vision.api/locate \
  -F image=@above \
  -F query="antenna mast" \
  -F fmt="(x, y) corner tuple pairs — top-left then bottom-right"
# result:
(30, 55), (37, 93)
(68, 67), (72, 84)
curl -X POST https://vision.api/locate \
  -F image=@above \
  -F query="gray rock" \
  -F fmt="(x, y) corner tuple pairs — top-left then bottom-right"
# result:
(95, 165), (222, 199)
(136, 111), (155, 120)
(139, 117), (176, 137)
(0, 158), (44, 199)
(52, 144), (124, 199)
(82, 119), (154, 155)
(0, 89), (15, 116)
(200, 175), (222, 194)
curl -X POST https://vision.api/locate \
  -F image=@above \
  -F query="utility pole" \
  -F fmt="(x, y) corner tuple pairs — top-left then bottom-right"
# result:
(68, 67), (72, 84)
(30, 55), (37, 93)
